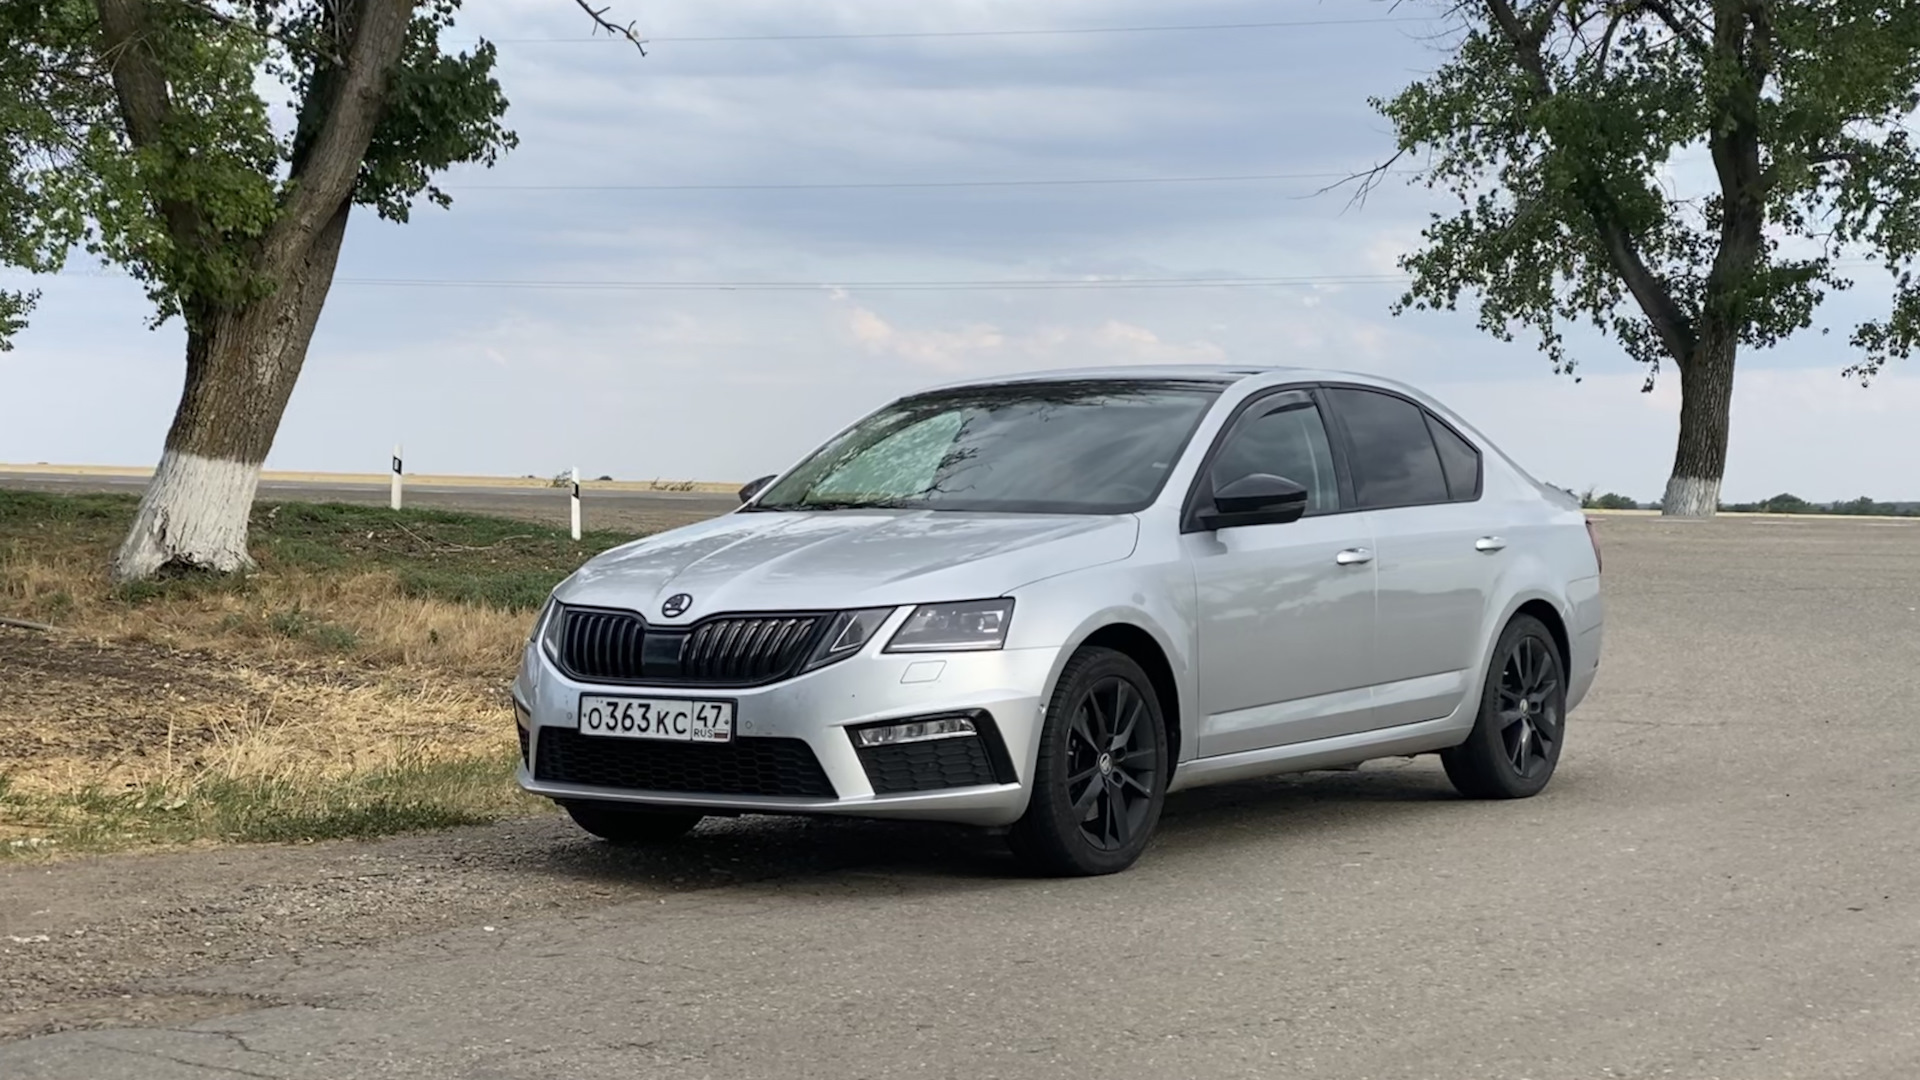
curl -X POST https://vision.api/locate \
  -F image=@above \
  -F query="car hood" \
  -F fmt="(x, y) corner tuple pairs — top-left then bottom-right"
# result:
(555, 510), (1138, 621)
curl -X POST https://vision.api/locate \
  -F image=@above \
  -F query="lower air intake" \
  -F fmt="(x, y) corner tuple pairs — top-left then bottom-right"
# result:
(534, 727), (837, 798)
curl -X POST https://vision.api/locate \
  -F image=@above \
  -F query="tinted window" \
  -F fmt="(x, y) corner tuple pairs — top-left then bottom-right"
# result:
(755, 380), (1221, 514)
(1425, 413), (1481, 501)
(1329, 388), (1449, 508)
(1210, 394), (1339, 514)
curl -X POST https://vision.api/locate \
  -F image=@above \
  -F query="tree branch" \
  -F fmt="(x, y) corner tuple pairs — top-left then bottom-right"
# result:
(262, 0), (415, 275)
(1482, 0), (1699, 363)
(94, 0), (214, 275)
(572, 0), (646, 54)
(1640, 0), (1711, 57)
(1317, 148), (1408, 210)
(162, 0), (346, 66)
(1699, 0), (1768, 335)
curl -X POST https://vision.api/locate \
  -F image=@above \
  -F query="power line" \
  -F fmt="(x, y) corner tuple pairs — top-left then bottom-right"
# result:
(490, 16), (1430, 45)
(447, 170), (1411, 193)
(332, 274), (1409, 293)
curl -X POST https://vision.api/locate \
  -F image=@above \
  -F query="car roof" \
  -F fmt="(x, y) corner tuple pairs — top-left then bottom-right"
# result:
(923, 364), (1409, 393)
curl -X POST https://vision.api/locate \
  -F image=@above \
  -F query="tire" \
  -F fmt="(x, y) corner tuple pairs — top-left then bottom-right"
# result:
(1442, 615), (1566, 799)
(564, 802), (703, 844)
(1009, 647), (1170, 876)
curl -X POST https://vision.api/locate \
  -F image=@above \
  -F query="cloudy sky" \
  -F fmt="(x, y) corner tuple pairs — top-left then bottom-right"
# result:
(3, 0), (1916, 502)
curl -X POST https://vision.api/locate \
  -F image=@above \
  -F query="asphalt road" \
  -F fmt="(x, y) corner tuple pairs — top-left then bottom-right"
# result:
(3, 513), (1919, 1079)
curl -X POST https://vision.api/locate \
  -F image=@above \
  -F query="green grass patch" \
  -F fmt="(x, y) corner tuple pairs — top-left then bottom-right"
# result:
(0, 752), (544, 859)
(266, 604), (360, 651)
(0, 488), (637, 613)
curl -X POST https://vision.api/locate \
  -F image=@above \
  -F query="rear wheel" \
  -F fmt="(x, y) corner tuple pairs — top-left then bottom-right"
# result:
(1442, 615), (1566, 799)
(564, 802), (704, 844)
(1009, 648), (1169, 876)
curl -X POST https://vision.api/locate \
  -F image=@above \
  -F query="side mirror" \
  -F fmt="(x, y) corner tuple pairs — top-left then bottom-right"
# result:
(1198, 473), (1310, 530)
(738, 474), (777, 504)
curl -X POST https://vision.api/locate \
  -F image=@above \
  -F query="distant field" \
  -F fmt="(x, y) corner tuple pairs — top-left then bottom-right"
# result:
(0, 463), (741, 494)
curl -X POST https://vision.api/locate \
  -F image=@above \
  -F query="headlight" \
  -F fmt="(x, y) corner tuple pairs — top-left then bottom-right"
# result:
(535, 598), (567, 662)
(803, 607), (896, 671)
(884, 599), (1013, 653)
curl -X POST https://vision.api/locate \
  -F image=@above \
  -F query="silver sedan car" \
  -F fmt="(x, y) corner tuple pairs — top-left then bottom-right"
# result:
(513, 366), (1604, 875)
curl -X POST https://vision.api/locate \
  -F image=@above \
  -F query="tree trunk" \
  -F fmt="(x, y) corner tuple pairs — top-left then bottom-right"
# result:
(1661, 333), (1737, 518)
(111, 201), (352, 582)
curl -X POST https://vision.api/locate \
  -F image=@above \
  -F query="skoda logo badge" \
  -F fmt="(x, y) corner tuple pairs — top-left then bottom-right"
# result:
(661, 593), (693, 618)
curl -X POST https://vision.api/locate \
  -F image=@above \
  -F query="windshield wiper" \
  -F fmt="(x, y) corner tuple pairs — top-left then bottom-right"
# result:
(750, 498), (918, 512)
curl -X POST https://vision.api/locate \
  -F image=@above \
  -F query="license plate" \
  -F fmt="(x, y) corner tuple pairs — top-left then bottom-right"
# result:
(578, 696), (734, 743)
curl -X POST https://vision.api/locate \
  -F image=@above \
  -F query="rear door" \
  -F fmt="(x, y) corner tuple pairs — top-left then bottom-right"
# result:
(1323, 386), (1501, 729)
(1183, 388), (1379, 756)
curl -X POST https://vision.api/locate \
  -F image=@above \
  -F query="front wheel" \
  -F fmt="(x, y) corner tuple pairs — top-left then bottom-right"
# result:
(1441, 615), (1566, 799)
(1009, 648), (1169, 876)
(564, 802), (704, 844)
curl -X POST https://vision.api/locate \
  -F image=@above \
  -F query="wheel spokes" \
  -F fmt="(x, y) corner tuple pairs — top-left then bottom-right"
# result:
(1070, 767), (1103, 814)
(1065, 674), (1162, 852)
(1110, 683), (1140, 751)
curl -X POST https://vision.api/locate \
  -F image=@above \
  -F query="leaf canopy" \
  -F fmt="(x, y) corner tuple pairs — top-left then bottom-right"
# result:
(0, 0), (514, 346)
(1375, 0), (1920, 385)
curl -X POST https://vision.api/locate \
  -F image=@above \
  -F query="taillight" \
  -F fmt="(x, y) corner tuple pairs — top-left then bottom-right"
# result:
(1585, 517), (1602, 573)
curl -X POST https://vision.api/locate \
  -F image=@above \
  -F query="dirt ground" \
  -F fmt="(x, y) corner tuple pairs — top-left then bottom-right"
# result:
(4, 510), (1918, 1078)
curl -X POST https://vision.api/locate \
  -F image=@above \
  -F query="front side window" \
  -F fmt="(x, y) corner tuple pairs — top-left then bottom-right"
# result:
(754, 380), (1223, 514)
(1208, 392), (1340, 514)
(1328, 387), (1450, 509)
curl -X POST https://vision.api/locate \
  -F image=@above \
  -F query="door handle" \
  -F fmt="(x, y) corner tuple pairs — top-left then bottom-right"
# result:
(1335, 547), (1374, 566)
(1474, 536), (1507, 553)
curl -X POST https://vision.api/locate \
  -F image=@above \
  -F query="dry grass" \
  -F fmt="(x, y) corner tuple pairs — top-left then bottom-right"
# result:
(0, 490), (635, 857)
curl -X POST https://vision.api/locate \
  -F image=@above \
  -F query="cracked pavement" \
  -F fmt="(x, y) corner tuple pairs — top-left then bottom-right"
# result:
(3, 515), (1918, 1078)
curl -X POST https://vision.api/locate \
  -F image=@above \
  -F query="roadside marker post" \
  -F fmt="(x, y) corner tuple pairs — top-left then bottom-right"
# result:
(390, 444), (403, 511)
(570, 466), (582, 541)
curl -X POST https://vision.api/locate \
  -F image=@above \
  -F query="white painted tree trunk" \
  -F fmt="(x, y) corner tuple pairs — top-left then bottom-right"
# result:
(112, 451), (264, 581)
(109, 200), (354, 583)
(1660, 475), (1721, 518)
(1660, 334), (1736, 518)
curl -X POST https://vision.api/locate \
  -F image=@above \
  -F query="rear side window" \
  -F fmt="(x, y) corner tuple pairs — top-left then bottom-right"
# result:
(1425, 413), (1482, 501)
(1328, 388), (1449, 509)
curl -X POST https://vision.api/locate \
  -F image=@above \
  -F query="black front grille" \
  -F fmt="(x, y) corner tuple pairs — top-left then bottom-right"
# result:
(517, 725), (530, 766)
(857, 737), (998, 794)
(557, 608), (824, 687)
(534, 726), (837, 798)
(562, 608), (648, 681)
(683, 616), (820, 684)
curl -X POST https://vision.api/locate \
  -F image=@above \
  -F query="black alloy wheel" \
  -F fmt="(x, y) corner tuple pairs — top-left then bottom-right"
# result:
(1442, 615), (1566, 799)
(1011, 647), (1169, 876)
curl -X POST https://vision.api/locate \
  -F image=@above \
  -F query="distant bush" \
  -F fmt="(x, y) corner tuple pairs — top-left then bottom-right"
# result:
(1592, 493), (1639, 510)
(1721, 493), (1919, 516)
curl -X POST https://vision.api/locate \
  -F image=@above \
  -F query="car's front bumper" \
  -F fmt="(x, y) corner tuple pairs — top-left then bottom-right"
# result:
(512, 641), (1060, 828)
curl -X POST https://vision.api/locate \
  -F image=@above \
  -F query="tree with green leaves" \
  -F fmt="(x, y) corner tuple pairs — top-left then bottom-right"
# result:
(1365, 1), (1920, 516)
(1, 0), (639, 580)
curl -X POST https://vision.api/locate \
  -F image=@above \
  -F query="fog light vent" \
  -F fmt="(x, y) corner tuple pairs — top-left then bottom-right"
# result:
(851, 716), (977, 747)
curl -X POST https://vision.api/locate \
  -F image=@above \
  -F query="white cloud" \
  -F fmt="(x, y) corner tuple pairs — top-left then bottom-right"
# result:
(3, 0), (1914, 502)
(839, 302), (1223, 373)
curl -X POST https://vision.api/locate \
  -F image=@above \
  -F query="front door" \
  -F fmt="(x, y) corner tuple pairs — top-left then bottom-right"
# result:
(1185, 389), (1379, 757)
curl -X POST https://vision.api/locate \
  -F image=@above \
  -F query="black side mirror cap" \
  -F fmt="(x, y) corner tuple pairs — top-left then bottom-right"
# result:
(738, 475), (777, 504)
(1198, 473), (1310, 530)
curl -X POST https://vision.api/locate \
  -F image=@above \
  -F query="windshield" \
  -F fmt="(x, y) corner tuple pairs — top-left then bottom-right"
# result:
(753, 379), (1223, 514)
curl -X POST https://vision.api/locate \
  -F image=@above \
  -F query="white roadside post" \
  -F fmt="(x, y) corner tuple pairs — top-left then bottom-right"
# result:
(570, 466), (582, 541)
(390, 444), (403, 511)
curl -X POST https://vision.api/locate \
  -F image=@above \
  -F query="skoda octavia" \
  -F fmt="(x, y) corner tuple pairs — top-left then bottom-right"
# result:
(512, 367), (1604, 875)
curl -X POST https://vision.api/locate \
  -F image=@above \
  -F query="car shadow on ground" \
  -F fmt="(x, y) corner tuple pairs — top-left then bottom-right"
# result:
(500, 758), (1515, 893)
